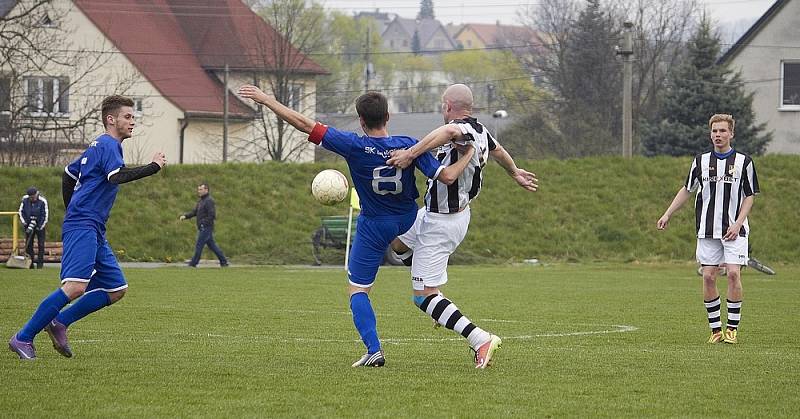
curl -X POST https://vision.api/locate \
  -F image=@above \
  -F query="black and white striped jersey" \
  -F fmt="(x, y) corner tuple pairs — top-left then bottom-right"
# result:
(424, 117), (498, 214)
(684, 149), (759, 239)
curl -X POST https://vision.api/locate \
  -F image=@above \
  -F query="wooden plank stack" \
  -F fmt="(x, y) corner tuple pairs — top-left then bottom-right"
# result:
(0, 239), (63, 263)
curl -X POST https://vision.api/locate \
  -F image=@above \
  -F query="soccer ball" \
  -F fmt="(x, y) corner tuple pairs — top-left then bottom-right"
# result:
(311, 169), (349, 205)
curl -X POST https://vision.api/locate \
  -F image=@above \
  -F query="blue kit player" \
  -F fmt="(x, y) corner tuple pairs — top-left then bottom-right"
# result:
(8, 95), (167, 359)
(238, 85), (474, 367)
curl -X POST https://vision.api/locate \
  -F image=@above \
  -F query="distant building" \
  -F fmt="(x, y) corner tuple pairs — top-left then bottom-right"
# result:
(444, 23), (463, 40)
(453, 22), (543, 50)
(382, 16), (458, 53)
(354, 9), (395, 35)
(718, 0), (800, 154)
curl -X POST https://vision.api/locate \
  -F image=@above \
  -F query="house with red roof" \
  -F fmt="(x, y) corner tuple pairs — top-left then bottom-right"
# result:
(1, 0), (327, 164)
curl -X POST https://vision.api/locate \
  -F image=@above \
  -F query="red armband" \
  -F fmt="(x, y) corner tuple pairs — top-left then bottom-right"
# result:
(308, 122), (328, 145)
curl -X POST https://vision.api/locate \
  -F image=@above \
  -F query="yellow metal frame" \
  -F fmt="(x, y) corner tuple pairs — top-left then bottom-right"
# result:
(0, 211), (20, 254)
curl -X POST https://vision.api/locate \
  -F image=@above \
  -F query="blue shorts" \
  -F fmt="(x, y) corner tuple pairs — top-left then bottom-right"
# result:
(60, 229), (127, 293)
(348, 212), (416, 287)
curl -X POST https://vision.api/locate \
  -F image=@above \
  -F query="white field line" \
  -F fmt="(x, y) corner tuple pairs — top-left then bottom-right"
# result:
(72, 324), (637, 345)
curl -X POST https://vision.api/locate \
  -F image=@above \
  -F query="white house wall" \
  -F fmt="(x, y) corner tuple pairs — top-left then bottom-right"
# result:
(223, 71), (317, 163)
(727, 1), (800, 154)
(54, 1), (185, 165)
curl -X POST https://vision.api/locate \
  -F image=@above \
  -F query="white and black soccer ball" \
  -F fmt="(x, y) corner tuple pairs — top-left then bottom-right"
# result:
(311, 169), (349, 205)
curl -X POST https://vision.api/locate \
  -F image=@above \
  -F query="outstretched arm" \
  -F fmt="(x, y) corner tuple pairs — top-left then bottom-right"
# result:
(489, 144), (538, 192)
(436, 145), (475, 185)
(388, 125), (464, 169)
(108, 152), (166, 185)
(238, 85), (315, 134)
(657, 187), (692, 230)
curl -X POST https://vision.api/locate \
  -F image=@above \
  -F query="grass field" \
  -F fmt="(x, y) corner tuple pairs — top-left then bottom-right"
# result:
(1, 264), (798, 417)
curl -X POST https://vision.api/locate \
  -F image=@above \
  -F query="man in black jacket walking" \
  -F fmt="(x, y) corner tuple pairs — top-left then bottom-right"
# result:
(180, 183), (228, 267)
(18, 187), (49, 269)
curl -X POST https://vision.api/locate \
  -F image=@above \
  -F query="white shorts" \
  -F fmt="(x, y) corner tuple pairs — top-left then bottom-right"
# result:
(696, 237), (749, 266)
(397, 207), (471, 290)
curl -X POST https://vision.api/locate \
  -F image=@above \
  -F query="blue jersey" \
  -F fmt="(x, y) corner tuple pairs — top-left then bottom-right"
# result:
(63, 134), (125, 234)
(318, 126), (443, 217)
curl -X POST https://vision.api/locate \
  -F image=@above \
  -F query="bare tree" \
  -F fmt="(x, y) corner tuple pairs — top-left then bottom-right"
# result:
(314, 11), (385, 114)
(516, 0), (700, 157)
(624, 0), (699, 152)
(517, 0), (622, 157)
(228, 0), (328, 162)
(0, 0), (139, 166)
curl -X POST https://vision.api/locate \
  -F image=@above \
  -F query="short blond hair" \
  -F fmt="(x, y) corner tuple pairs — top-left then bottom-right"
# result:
(708, 114), (735, 133)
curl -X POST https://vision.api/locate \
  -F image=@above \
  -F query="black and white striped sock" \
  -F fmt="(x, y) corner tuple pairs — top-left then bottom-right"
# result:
(726, 299), (742, 330)
(419, 294), (490, 349)
(704, 297), (722, 333)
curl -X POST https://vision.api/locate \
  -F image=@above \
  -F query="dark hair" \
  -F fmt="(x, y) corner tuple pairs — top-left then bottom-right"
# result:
(101, 95), (135, 128)
(355, 91), (389, 130)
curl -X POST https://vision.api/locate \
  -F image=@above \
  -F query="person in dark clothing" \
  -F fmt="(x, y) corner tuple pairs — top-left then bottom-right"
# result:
(180, 183), (228, 267)
(18, 187), (49, 269)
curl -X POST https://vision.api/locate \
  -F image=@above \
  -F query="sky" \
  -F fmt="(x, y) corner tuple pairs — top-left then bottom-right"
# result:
(320, 0), (776, 27)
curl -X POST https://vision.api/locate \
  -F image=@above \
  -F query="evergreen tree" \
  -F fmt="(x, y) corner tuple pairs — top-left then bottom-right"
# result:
(418, 0), (435, 19)
(557, 0), (622, 156)
(641, 18), (771, 156)
(411, 30), (422, 55)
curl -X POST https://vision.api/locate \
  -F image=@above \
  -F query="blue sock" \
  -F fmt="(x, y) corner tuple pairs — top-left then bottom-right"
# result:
(56, 291), (111, 327)
(17, 289), (70, 342)
(350, 292), (380, 354)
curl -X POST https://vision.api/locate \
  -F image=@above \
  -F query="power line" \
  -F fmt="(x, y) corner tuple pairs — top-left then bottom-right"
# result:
(11, 39), (800, 63)
(33, 75), (535, 100)
(8, 42), (549, 58)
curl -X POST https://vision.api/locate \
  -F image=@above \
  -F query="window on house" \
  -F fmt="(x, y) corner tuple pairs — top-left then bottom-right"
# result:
(133, 98), (144, 117)
(0, 77), (10, 113)
(466, 40), (472, 47)
(37, 14), (56, 28)
(402, 40), (408, 47)
(289, 83), (303, 111)
(0, 77), (10, 139)
(389, 40), (395, 48)
(434, 39), (444, 48)
(26, 77), (69, 116)
(782, 61), (800, 108)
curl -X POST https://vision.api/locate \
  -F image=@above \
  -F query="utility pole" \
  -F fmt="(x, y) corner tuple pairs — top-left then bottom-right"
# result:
(617, 21), (634, 158)
(364, 27), (372, 92)
(223, 63), (229, 163)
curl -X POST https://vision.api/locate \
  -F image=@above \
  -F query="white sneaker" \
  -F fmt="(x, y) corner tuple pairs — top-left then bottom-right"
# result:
(351, 350), (385, 367)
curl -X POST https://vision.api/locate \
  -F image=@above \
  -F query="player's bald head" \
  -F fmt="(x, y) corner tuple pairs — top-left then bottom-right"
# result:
(442, 84), (473, 112)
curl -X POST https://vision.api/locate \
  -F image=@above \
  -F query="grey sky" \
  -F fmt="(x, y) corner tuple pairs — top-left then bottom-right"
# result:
(321, 0), (775, 25)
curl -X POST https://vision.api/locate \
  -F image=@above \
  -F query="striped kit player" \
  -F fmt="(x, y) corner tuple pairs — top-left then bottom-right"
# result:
(424, 117), (493, 214)
(387, 84), (538, 368)
(238, 85), (475, 368)
(657, 114), (759, 345)
(686, 152), (759, 240)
